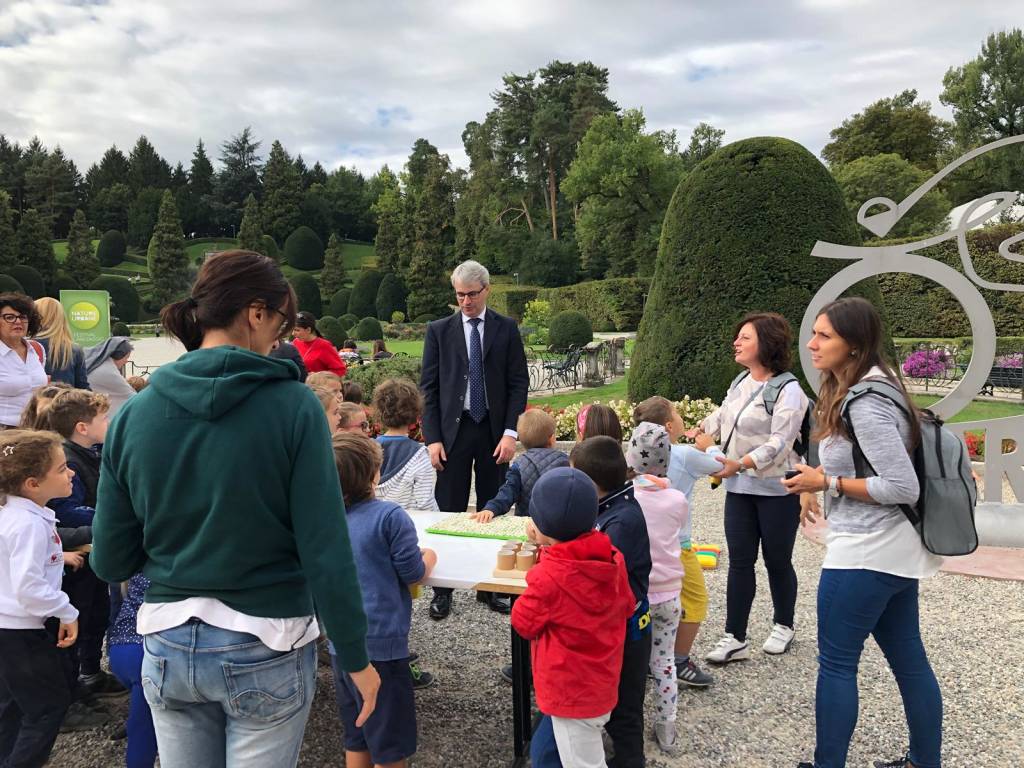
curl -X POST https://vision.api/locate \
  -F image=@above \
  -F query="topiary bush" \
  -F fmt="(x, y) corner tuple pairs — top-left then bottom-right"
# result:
(488, 287), (537, 322)
(548, 310), (593, 350)
(89, 275), (140, 322)
(9, 265), (45, 298)
(328, 288), (352, 318)
(413, 313), (437, 323)
(0, 274), (24, 293)
(538, 278), (650, 332)
(289, 272), (322, 316)
(49, 272), (79, 297)
(111, 321), (130, 337)
(353, 316), (384, 341)
(340, 313), (359, 334)
(348, 270), (384, 318)
(375, 273), (407, 320)
(260, 234), (280, 261)
(317, 316), (346, 347)
(343, 355), (423, 402)
(629, 136), (883, 404)
(97, 230), (128, 268)
(283, 226), (324, 270)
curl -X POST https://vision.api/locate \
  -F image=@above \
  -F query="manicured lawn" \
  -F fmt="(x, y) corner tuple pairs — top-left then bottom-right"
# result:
(185, 240), (238, 263)
(529, 378), (628, 409)
(341, 241), (376, 271)
(913, 394), (1024, 422)
(53, 239), (99, 263)
(108, 261), (150, 274)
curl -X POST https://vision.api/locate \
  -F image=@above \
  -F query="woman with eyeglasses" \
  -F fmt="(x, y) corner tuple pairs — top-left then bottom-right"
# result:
(90, 251), (378, 768)
(0, 293), (48, 428)
(292, 312), (347, 377)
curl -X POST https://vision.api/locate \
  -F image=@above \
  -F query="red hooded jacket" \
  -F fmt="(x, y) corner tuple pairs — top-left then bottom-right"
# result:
(510, 530), (636, 718)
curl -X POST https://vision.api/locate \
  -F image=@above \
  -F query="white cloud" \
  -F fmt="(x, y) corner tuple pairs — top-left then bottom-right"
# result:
(0, 0), (1016, 177)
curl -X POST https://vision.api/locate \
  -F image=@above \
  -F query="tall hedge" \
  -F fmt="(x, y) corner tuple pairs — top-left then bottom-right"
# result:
(289, 272), (322, 317)
(284, 226), (324, 270)
(629, 136), (881, 403)
(539, 278), (650, 332)
(328, 288), (352, 318)
(260, 234), (280, 262)
(348, 270), (383, 318)
(375, 273), (407, 320)
(89, 275), (140, 322)
(488, 286), (537, 321)
(8, 265), (45, 298)
(98, 229), (128, 267)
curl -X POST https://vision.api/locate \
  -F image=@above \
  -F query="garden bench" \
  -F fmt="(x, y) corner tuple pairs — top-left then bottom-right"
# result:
(980, 365), (1024, 397)
(541, 345), (582, 390)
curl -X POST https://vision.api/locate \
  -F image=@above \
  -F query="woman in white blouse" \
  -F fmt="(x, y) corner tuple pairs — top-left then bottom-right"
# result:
(0, 293), (48, 428)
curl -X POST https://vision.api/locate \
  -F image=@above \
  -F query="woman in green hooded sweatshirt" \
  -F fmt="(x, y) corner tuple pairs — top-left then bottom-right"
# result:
(91, 250), (379, 768)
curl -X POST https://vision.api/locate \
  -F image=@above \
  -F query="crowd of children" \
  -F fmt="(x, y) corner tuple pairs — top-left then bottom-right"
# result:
(0, 364), (757, 768)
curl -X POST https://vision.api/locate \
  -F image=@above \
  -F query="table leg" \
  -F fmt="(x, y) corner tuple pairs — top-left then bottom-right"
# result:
(510, 595), (533, 767)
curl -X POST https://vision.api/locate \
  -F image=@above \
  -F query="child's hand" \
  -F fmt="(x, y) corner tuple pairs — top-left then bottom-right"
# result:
(694, 432), (716, 451)
(470, 510), (495, 523)
(683, 427), (701, 440)
(57, 619), (78, 648)
(63, 551), (85, 570)
(419, 547), (437, 581)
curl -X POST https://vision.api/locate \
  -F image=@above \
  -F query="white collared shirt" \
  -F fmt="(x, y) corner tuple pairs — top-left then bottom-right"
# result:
(460, 311), (516, 439)
(0, 340), (48, 426)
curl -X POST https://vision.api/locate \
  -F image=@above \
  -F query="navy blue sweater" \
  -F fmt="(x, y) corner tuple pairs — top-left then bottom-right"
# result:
(596, 482), (651, 606)
(330, 498), (425, 661)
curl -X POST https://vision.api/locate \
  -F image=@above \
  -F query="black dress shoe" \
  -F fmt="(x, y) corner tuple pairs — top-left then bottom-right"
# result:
(477, 591), (511, 614)
(429, 591), (452, 620)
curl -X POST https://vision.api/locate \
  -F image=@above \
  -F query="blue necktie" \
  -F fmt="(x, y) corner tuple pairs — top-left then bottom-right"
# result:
(468, 318), (486, 423)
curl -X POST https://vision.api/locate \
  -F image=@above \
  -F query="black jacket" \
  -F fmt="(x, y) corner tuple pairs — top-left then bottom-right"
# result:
(420, 308), (529, 452)
(64, 440), (101, 508)
(596, 483), (652, 604)
(269, 341), (308, 383)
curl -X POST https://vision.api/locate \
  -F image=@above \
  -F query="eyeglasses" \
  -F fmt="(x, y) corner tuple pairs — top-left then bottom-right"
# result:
(0, 313), (28, 324)
(455, 288), (486, 301)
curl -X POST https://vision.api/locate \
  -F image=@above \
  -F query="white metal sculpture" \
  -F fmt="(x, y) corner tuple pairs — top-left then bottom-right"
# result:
(800, 135), (1024, 537)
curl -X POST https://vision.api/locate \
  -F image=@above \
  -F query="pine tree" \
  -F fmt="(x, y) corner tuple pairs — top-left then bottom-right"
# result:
(0, 192), (16, 274)
(65, 209), (100, 287)
(406, 159), (455, 319)
(372, 167), (402, 275)
(261, 140), (303, 245)
(147, 190), (190, 307)
(15, 209), (57, 286)
(238, 194), (263, 252)
(320, 233), (347, 295)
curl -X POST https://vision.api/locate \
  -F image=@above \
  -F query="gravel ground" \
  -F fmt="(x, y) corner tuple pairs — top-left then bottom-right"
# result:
(53, 481), (1023, 767)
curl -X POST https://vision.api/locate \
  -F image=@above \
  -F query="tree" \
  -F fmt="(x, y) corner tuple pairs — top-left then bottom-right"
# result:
(0, 192), (15, 274)
(298, 183), (332, 243)
(24, 146), (81, 237)
(289, 272), (322, 316)
(15, 209), (56, 286)
(261, 140), (303, 244)
(284, 226), (324, 270)
(238, 194), (263, 252)
(86, 145), (130, 192)
(822, 90), (953, 171)
(127, 187), (165, 248)
(147, 190), (190, 307)
(9, 265), (44, 298)
(181, 140), (216, 237)
(681, 122), (726, 170)
(629, 137), (885, 403)
(89, 182), (132, 233)
(326, 166), (374, 241)
(833, 154), (951, 238)
(65, 209), (100, 287)
(374, 273), (407, 320)
(96, 229), (127, 267)
(517, 236), (580, 287)
(348, 269), (384, 318)
(127, 136), (171, 192)
(940, 29), (1024, 200)
(562, 109), (685, 278)
(371, 167), (403, 274)
(328, 289), (352, 318)
(320, 234), (347, 296)
(214, 127), (262, 232)
(260, 234), (280, 262)
(405, 155), (455, 319)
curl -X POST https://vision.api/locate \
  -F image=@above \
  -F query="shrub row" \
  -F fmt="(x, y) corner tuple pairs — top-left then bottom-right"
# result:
(539, 277), (650, 332)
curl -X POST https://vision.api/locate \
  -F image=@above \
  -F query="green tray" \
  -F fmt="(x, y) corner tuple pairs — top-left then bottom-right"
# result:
(425, 513), (528, 541)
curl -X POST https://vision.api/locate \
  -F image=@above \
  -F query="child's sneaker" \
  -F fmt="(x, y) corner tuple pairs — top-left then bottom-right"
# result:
(653, 721), (678, 754)
(762, 623), (795, 655)
(704, 633), (750, 664)
(676, 657), (715, 687)
(409, 660), (435, 690)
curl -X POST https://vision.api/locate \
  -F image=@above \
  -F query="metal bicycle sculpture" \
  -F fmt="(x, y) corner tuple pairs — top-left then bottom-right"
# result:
(800, 135), (1024, 512)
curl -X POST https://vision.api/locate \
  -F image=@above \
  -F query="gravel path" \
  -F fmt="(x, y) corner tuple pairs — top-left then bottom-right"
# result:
(53, 481), (1023, 767)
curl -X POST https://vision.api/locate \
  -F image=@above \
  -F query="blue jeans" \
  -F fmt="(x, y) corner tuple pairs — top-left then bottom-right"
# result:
(815, 569), (942, 768)
(141, 621), (316, 768)
(109, 643), (157, 768)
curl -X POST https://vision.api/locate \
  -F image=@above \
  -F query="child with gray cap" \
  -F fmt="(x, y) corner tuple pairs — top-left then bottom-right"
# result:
(625, 422), (690, 755)
(511, 467), (635, 768)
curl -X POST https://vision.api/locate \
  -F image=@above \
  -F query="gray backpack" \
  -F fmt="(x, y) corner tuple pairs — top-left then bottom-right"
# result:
(730, 371), (816, 463)
(841, 379), (979, 557)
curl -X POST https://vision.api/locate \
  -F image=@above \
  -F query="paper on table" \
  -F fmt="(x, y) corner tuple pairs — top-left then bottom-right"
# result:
(426, 512), (529, 541)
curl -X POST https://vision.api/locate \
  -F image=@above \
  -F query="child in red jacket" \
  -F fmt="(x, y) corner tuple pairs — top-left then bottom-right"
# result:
(511, 467), (635, 768)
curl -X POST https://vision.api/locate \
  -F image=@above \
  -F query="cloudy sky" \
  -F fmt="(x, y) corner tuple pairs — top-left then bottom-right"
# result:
(0, 0), (1015, 177)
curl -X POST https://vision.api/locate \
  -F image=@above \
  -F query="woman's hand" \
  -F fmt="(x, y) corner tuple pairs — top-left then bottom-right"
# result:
(799, 492), (821, 526)
(782, 463), (826, 495)
(694, 432), (716, 451)
(711, 456), (742, 479)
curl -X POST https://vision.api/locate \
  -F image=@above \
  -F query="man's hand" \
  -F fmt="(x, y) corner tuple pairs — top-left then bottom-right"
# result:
(349, 663), (381, 727)
(470, 510), (495, 523)
(493, 435), (517, 464)
(57, 619), (78, 648)
(427, 442), (446, 471)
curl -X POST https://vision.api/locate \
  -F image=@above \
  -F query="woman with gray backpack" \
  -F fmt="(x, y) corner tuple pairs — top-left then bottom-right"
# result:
(785, 297), (945, 768)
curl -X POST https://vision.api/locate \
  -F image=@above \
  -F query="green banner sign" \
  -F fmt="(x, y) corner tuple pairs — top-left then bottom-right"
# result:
(60, 290), (111, 347)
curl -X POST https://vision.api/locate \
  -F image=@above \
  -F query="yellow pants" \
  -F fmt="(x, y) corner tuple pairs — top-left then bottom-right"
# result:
(679, 547), (708, 624)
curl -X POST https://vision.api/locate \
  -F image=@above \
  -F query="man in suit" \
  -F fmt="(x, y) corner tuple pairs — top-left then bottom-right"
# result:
(420, 260), (529, 619)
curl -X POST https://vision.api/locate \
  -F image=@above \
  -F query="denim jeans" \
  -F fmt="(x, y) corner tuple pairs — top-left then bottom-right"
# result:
(109, 643), (157, 768)
(815, 569), (942, 768)
(141, 621), (316, 768)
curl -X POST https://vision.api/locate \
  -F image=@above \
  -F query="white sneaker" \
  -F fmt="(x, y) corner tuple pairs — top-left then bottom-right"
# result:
(762, 623), (795, 655)
(653, 721), (678, 755)
(704, 633), (750, 664)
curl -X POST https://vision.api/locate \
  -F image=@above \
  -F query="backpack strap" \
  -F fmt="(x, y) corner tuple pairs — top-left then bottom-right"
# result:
(762, 371), (799, 416)
(729, 370), (749, 392)
(28, 339), (45, 366)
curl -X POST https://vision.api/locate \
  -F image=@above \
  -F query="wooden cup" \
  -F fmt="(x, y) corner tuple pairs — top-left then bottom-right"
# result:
(516, 551), (536, 570)
(497, 550), (517, 570)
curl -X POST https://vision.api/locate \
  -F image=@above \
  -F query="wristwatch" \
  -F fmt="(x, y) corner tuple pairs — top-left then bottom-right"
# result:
(827, 474), (841, 498)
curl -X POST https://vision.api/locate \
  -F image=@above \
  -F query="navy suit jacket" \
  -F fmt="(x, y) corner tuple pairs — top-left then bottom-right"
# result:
(420, 308), (529, 453)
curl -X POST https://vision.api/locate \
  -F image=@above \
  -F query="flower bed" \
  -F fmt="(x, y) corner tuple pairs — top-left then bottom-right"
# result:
(902, 348), (952, 378)
(530, 395), (717, 442)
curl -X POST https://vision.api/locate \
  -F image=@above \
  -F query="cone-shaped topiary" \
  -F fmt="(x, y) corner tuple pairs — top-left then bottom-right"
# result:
(289, 272), (322, 317)
(284, 226), (324, 270)
(8, 265), (45, 298)
(339, 313), (359, 334)
(317, 316), (346, 347)
(549, 310), (593, 350)
(320, 234), (347, 296)
(97, 230), (127, 267)
(328, 288), (352, 318)
(348, 270), (383, 319)
(375, 273), (407, 320)
(146, 190), (190, 307)
(260, 234), (280, 262)
(65, 210), (101, 287)
(353, 316), (384, 341)
(629, 137), (882, 403)
(238, 194), (263, 253)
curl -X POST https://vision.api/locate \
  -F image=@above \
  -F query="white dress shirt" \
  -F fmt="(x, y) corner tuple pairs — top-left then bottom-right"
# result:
(461, 311), (517, 439)
(0, 340), (48, 427)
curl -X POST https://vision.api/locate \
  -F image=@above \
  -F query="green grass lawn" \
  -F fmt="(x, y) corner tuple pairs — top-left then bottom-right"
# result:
(185, 240), (239, 263)
(341, 241), (376, 271)
(528, 378), (628, 409)
(108, 261), (151, 274)
(913, 394), (1024, 422)
(53, 239), (99, 263)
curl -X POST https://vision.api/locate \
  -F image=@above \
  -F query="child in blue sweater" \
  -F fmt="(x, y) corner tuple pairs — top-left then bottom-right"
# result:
(330, 432), (437, 768)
